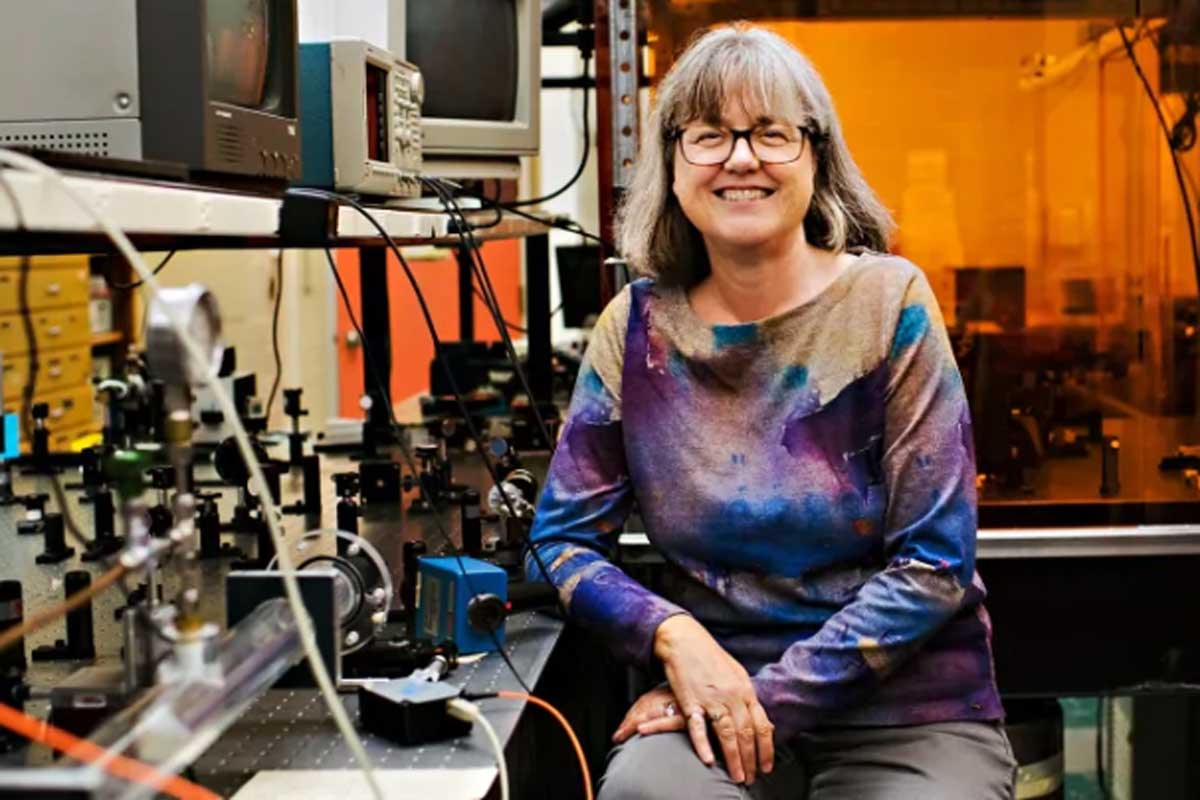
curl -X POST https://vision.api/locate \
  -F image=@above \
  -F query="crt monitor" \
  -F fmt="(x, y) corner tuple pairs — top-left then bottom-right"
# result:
(206, 0), (274, 110)
(389, 0), (540, 161)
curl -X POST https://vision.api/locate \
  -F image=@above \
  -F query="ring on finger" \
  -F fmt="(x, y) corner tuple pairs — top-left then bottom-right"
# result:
(663, 702), (677, 718)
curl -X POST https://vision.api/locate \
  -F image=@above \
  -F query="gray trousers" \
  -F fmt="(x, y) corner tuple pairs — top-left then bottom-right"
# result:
(598, 721), (1017, 800)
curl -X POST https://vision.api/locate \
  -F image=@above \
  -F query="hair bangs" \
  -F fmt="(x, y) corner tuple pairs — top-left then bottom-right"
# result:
(670, 37), (809, 130)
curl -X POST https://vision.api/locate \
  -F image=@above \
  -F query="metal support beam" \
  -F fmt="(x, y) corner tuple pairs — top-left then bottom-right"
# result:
(526, 234), (553, 404)
(457, 247), (474, 342)
(358, 246), (392, 453)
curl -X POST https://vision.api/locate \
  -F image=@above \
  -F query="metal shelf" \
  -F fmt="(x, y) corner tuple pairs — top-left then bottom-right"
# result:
(0, 167), (553, 254)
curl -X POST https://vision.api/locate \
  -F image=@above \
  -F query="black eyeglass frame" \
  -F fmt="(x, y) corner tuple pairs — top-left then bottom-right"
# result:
(671, 124), (816, 166)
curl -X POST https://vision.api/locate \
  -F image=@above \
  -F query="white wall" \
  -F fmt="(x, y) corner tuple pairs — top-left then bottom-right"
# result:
(532, 41), (600, 350)
(297, 0), (390, 46)
(155, 249), (338, 431)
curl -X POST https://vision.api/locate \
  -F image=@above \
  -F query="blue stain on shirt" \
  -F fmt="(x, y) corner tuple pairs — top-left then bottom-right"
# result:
(781, 364), (809, 391)
(667, 349), (690, 381)
(713, 323), (759, 349)
(570, 366), (615, 421)
(890, 304), (929, 360)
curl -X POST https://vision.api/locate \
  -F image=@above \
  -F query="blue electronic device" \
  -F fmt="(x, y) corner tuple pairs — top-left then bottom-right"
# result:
(0, 413), (18, 461)
(415, 556), (507, 654)
(297, 43), (335, 189)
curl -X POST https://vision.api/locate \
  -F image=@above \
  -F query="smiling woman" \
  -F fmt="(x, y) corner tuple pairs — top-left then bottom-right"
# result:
(617, 24), (891, 293)
(528, 23), (1016, 800)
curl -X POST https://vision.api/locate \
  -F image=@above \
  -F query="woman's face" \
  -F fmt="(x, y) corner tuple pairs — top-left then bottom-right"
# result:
(671, 97), (816, 258)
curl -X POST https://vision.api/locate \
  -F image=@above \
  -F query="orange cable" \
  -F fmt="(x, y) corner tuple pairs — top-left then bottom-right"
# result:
(0, 702), (221, 800)
(0, 561), (129, 655)
(496, 690), (593, 800)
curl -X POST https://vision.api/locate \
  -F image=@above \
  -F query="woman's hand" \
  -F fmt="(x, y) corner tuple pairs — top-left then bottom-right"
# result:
(648, 615), (775, 785)
(612, 685), (679, 744)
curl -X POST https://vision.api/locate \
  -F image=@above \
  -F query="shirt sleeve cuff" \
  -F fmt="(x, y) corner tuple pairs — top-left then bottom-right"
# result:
(628, 604), (691, 668)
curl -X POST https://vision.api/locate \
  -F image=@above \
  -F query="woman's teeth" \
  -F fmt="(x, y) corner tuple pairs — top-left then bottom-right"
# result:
(717, 188), (771, 201)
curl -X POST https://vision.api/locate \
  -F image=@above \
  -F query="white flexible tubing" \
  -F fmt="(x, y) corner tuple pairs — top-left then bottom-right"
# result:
(448, 699), (509, 800)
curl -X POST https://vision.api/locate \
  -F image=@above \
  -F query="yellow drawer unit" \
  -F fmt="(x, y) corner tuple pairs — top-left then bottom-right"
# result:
(20, 385), (93, 435)
(3, 347), (91, 402)
(0, 306), (91, 357)
(0, 264), (90, 313)
(0, 255), (90, 272)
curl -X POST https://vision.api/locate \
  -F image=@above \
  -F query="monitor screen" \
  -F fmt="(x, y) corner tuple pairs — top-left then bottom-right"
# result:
(406, 0), (518, 121)
(556, 246), (604, 328)
(207, 0), (271, 108)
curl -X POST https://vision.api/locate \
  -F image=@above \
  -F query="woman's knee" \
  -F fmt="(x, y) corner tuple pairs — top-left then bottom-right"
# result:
(598, 733), (750, 800)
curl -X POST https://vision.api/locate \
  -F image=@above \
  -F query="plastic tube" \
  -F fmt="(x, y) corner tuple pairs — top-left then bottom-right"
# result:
(76, 598), (303, 799)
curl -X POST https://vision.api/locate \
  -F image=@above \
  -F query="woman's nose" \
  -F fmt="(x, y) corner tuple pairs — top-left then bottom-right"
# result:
(724, 136), (760, 171)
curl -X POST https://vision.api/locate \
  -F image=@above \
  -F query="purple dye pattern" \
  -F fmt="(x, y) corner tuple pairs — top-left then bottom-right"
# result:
(528, 258), (1004, 737)
(530, 359), (690, 665)
(781, 361), (887, 498)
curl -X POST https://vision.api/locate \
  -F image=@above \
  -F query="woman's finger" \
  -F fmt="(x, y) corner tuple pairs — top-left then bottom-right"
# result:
(749, 702), (775, 774)
(636, 715), (687, 736)
(614, 699), (658, 742)
(729, 702), (758, 785)
(708, 707), (746, 784)
(612, 712), (638, 742)
(686, 707), (716, 766)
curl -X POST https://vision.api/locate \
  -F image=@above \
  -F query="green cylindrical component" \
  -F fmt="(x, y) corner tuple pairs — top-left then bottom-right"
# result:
(107, 450), (148, 499)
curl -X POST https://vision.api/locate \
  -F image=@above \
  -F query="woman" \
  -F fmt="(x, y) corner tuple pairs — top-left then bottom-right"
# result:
(527, 23), (1015, 799)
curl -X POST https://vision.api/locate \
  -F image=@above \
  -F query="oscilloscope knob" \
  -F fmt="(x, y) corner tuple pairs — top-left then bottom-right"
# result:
(409, 72), (424, 106)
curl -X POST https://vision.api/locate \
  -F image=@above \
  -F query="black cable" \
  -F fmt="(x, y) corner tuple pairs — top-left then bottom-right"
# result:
(1119, 24), (1200, 294)
(449, 186), (615, 251)
(499, 201), (611, 250)
(303, 188), (568, 603)
(313, 206), (574, 667)
(432, 178), (561, 460)
(468, 179), (505, 232)
(422, 177), (558, 455)
(325, 248), (535, 694)
(17, 254), (37, 439)
(325, 249), (393, 436)
(472, 284), (527, 334)
(266, 249), (284, 419)
(105, 250), (176, 291)
(503, 54), (591, 208)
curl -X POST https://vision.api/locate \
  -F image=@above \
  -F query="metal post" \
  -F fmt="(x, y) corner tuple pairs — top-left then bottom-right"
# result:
(526, 234), (552, 404)
(358, 246), (392, 449)
(457, 246), (474, 342)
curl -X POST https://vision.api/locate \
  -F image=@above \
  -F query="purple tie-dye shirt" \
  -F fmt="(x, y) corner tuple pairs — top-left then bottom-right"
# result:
(528, 253), (1004, 736)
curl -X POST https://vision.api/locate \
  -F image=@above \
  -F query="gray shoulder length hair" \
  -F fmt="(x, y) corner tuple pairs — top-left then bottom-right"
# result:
(615, 23), (894, 288)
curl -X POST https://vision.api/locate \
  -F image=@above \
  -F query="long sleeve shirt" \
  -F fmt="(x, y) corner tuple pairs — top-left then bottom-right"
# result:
(527, 252), (1004, 738)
